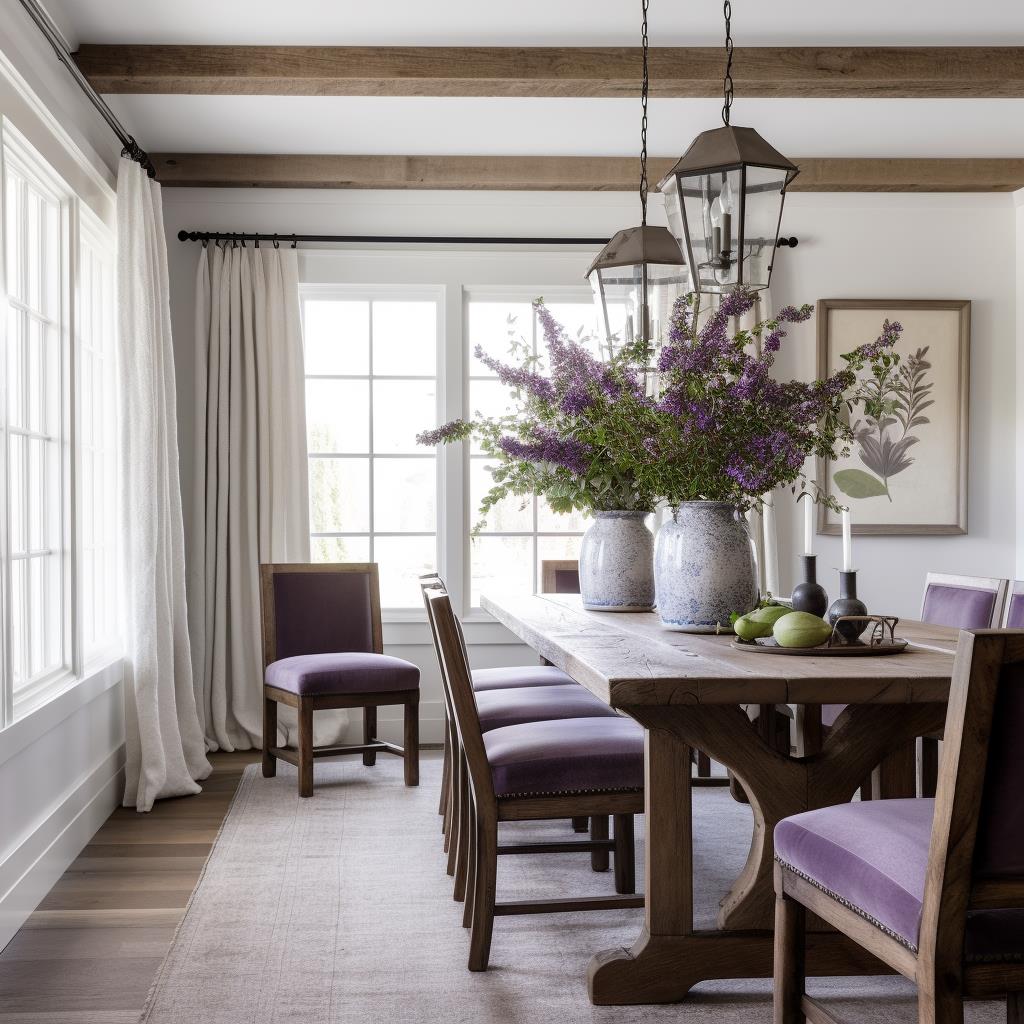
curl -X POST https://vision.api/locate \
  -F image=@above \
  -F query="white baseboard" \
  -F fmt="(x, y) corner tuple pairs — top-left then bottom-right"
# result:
(0, 745), (125, 952)
(343, 699), (446, 746)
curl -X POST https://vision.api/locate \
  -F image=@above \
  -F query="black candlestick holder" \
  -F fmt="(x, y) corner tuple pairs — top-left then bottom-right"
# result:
(827, 570), (869, 641)
(790, 554), (829, 618)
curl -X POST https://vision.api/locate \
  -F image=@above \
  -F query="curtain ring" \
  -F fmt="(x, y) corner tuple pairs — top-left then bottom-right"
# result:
(201, 238), (208, 248)
(273, 237), (280, 249)
(291, 234), (298, 249)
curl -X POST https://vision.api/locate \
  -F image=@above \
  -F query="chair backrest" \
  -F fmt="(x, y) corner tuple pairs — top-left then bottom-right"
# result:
(919, 572), (1008, 630)
(918, 630), (1024, 970)
(540, 559), (581, 595)
(260, 563), (382, 667)
(1004, 581), (1024, 629)
(419, 574), (455, 722)
(425, 588), (496, 806)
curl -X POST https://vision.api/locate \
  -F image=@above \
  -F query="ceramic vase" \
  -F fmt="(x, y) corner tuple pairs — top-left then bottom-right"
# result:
(578, 511), (655, 612)
(790, 555), (829, 618)
(654, 501), (759, 632)
(827, 570), (869, 641)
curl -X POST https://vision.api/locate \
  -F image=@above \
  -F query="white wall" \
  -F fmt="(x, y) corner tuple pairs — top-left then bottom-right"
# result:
(1016, 190), (1024, 581)
(0, 0), (123, 952)
(771, 193), (1018, 616)
(162, 186), (1019, 744)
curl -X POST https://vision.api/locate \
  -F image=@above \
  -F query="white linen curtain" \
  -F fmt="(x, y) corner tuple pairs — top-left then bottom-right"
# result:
(117, 159), (211, 812)
(189, 241), (345, 750)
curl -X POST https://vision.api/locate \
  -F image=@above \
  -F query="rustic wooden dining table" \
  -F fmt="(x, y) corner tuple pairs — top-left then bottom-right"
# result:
(481, 592), (959, 1006)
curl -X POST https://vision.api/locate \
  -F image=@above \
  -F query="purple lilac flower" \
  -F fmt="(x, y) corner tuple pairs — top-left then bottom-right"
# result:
(560, 383), (594, 415)
(416, 419), (472, 446)
(474, 345), (555, 402)
(498, 427), (592, 475)
(851, 319), (902, 360)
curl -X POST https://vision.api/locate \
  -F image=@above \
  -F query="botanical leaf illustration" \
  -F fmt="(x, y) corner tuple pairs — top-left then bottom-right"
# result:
(834, 468), (889, 499)
(848, 343), (933, 502)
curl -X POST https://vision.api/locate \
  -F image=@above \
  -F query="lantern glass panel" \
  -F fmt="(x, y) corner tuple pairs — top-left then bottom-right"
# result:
(589, 262), (687, 353)
(738, 164), (789, 291)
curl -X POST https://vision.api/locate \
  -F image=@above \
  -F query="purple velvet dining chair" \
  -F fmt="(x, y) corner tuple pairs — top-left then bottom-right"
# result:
(774, 628), (1024, 1024)
(1004, 582), (1024, 629)
(917, 573), (1008, 797)
(260, 563), (420, 797)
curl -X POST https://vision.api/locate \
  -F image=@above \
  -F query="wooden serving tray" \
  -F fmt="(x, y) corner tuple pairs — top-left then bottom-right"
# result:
(730, 637), (909, 656)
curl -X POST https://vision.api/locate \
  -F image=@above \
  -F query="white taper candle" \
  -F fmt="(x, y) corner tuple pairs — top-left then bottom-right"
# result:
(803, 496), (814, 556)
(841, 508), (853, 572)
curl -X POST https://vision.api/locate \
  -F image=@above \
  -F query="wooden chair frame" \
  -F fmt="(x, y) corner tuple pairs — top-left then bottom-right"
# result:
(425, 584), (643, 971)
(918, 573), (1008, 799)
(260, 563), (419, 797)
(775, 629), (1024, 1024)
(420, 575), (626, 888)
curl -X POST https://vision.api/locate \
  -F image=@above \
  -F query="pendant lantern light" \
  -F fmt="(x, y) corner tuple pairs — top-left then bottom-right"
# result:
(587, 0), (687, 352)
(657, 1), (799, 294)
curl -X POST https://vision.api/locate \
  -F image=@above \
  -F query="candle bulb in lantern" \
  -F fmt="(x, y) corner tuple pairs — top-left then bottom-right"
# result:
(803, 496), (814, 556)
(841, 508), (853, 572)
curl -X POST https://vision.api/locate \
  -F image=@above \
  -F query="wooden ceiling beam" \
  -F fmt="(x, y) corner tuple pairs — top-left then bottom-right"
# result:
(150, 154), (1024, 192)
(77, 45), (1024, 98)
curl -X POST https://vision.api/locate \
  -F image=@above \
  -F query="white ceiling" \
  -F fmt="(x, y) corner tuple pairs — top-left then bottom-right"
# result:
(44, 0), (1024, 47)
(104, 95), (1024, 159)
(37, 1), (1024, 161)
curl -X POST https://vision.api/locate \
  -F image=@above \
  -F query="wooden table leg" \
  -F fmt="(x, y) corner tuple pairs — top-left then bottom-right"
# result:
(872, 740), (917, 799)
(587, 701), (946, 1006)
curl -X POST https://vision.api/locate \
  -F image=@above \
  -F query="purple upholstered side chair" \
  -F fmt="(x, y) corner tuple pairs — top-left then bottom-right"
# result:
(774, 628), (1024, 1024)
(917, 573), (1008, 797)
(1003, 582), (1024, 629)
(809, 572), (1008, 800)
(260, 563), (420, 797)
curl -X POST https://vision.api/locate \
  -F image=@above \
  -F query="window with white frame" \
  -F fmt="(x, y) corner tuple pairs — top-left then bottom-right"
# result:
(465, 293), (598, 606)
(2, 131), (71, 715)
(302, 287), (441, 609)
(298, 254), (613, 619)
(0, 123), (119, 728)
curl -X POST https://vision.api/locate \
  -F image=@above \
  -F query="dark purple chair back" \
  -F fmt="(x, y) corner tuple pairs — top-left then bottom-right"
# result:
(973, 658), (1024, 879)
(1005, 586), (1024, 629)
(551, 568), (581, 594)
(264, 564), (381, 663)
(921, 582), (999, 630)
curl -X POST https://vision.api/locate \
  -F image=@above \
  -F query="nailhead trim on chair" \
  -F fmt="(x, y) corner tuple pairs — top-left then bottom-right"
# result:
(499, 785), (644, 800)
(775, 856), (919, 953)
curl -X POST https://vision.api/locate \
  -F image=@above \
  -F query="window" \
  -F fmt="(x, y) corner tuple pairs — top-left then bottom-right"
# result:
(466, 294), (597, 606)
(77, 211), (119, 662)
(0, 123), (119, 727)
(2, 130), (70, 713)
(303, 287), (441, 609)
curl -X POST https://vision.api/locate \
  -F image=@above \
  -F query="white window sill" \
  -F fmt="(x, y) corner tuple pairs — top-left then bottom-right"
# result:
(0, 656), (124, 770)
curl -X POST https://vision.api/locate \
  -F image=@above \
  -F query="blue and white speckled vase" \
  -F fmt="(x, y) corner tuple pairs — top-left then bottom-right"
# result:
(654, 501), (759, 632)
(578, 511), (655, 612)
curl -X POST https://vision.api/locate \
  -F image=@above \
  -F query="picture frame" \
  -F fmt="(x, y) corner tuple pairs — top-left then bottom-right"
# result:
(816, 298), (970, 536)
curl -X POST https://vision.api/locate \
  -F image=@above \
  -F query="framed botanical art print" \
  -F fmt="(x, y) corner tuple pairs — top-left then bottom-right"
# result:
(816, 299), (970, 536)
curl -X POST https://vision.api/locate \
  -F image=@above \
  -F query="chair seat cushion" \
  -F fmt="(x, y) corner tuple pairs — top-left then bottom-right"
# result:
(266, 653), (420, 696)
(776, 799), (1024, 961)
(471, 665), (574, 691)
(483, 717), (643, 798)
(476, 684), (617, 732)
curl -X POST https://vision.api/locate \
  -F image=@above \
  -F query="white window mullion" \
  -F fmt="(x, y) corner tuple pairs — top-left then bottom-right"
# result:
(441, 283), (465, 617)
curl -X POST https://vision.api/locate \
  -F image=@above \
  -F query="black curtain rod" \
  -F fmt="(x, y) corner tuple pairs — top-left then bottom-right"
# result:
(17, 0), (156, 178)
(178, 230), (800, 248)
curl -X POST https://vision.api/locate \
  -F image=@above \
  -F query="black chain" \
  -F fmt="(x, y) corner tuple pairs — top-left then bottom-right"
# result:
(721, 0), (734, 126)
(639, 0), (650, 225)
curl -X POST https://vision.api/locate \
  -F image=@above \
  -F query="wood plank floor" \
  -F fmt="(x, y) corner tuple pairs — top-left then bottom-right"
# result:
(0, 751), (258, 1023)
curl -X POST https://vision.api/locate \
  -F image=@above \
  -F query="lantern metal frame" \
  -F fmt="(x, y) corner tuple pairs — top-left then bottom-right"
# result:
(585, 0), (687, 349)
(657, 0), (799, 296)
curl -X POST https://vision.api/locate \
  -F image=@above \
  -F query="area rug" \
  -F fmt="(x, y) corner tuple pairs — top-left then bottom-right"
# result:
(140, 756), (1002, 1023)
